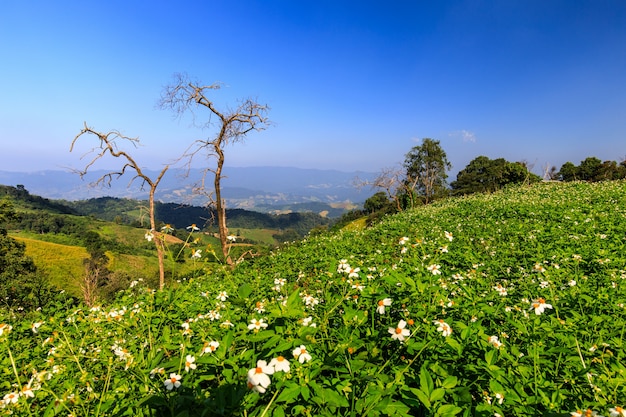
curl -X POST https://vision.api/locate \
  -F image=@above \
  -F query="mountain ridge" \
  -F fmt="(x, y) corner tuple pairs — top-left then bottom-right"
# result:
(0, 166), (377, 212)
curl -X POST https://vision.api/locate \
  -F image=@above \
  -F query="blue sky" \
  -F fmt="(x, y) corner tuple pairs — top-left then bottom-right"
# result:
(1, 0), (625, 178)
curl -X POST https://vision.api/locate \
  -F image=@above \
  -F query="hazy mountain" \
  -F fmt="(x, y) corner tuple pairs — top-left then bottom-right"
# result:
(0, 167), (377, 212)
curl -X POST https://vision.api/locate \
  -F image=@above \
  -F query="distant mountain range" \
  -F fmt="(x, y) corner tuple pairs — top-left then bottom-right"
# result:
(0, 167), (377, 214)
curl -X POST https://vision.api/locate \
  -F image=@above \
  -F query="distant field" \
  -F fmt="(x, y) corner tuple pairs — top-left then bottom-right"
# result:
(11, 235), (87, 296)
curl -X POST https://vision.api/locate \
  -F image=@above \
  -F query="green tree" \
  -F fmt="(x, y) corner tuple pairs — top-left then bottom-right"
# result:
(578, 157), (603, 181)
(363, 192), (392, 214)
(403, 138), (451, 206)
(451, 156), (540, 195)
(557, 162), (578, 181)
(0, 199), (53, 311)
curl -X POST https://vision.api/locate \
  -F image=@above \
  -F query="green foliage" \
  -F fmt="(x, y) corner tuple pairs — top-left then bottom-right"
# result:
(403, 138), (451, 205)
(450, 156), (541, 195)
(2, 180), (626, 416)
(557, 157), (626, 182)
(0, 199), (56, 310)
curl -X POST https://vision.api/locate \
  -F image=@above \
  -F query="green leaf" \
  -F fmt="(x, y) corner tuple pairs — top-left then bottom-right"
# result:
(441, 376), (458, 389)
(436, 404), (463, 417)
(429, 388), (446, 402)
(238, 282), (253, 299)
(276, 384), (301, 403)
(419, 365), (434, 395)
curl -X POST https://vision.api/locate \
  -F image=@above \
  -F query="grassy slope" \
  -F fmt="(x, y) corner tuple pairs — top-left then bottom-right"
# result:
(11, 236), (88, 296)
(3, 181), (625, 416)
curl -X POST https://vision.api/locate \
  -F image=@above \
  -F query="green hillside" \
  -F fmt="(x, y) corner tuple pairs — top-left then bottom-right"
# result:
(1, 180), (625, 416)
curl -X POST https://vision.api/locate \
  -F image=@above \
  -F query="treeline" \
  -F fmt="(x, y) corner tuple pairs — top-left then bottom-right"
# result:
(554, 157), (626, 182)
(337, 140), (626, 228)
(67, 197), (332, 236)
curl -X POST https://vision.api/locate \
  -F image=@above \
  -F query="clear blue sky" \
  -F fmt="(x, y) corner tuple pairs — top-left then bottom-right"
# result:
(1, 0), (625, 178)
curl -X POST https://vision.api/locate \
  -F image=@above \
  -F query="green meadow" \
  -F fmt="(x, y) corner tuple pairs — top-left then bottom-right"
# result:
(1, 180), (625, 416)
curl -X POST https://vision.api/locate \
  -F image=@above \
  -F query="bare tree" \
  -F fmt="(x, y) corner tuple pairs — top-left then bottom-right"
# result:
(354, 165), (415, 211)
(159, 74), (270, 266)
(70, 123), (170, 289)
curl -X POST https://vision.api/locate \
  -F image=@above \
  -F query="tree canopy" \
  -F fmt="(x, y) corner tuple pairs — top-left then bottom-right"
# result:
(450, 156), (541, 195)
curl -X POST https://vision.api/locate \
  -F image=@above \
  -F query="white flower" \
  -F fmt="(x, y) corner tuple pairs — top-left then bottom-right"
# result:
(164, 373), (182, 390)
(227, 235), (237, 242)
(488, 335), (503, 349)
(530, 297), (553, 315)
(144, 231), (154, 242)
(444, 231), (453, 242)
(609, 406), (626, 417)
(3, 392), (19, 404)
(292, 345), (312, 363)
(248, 318), (268, 331)
(184, 355), (196, 372)
(216, 291), (228, 301)
(399, 236), (410, 245)
(247, 360), (274, 393)
(191, 249), (202, 259)
(434, 319), (452, 337)
(301, 316), (316, 327)
(376, 298), (392, 315)
(202, 341), (220, 355)
(269, 356), (291, 373)
(389, 320), (411, 342)
(427, 264), (442, 275)
(31, 321), (43, 333)
(186, 224), (200, 231)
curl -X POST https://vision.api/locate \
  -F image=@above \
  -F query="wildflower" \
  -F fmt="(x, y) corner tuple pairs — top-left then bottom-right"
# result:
(186, 224), (200, 231)
(531, 297), (553, 315)
(31, 321), (43, 333)
(569, 280), (577, 287)
(269, 356), (291, 373)
(161, 224), (174, 233)
(533, 263), (546, 273)
(376, 298), (392, 314)
(254, 301), (266, 313)
(493, 283), (508, 296)
(495, 392), (504, 404)
(571, 409), (602, 417)
(0, 323), (13, 337)
(427, 264), (442, 275)
(129, 280), (139, 288)
(351, 281), (365, 292)
(301, 316), (316, 327)
(292, 345), (312, 363)
(248, 318), (268, 331)
(216, 291), (228, 301)
(247, 360), (274, 393)
(337, 259), (350, 273)
(227, 235), (237, 242)
(202, 341), (220, 355)
(3, 392), (19, 404)
(609, 407), (626, 417)
(144, 231), (154, 242)
(347, 267), (361, 278)
(207, 310), (221, 321)
(440, 245), (449, 253)
(150, 367), (165, 378)
(399, 236), (410, 245)
(389, 320), (411, 342)
(434, 319), (452, 337)
(221, 320), (234, 328)
(444, 231), (453, 242)
(20, 385), (34, 398)
(164, 373), (182, 390)
(184, 355), (196, 372)
(191, 249), (202, 259)
(488, 335), (503, 349)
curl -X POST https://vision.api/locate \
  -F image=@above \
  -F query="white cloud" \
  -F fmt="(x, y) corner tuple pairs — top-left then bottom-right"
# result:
(449, 130), (476, 143)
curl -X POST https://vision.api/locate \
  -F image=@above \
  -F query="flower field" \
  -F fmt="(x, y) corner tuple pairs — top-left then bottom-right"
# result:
(1, 180), (626, 416)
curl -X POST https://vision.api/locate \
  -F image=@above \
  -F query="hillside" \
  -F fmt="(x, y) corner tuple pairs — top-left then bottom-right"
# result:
(1, 180), (625, 416)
